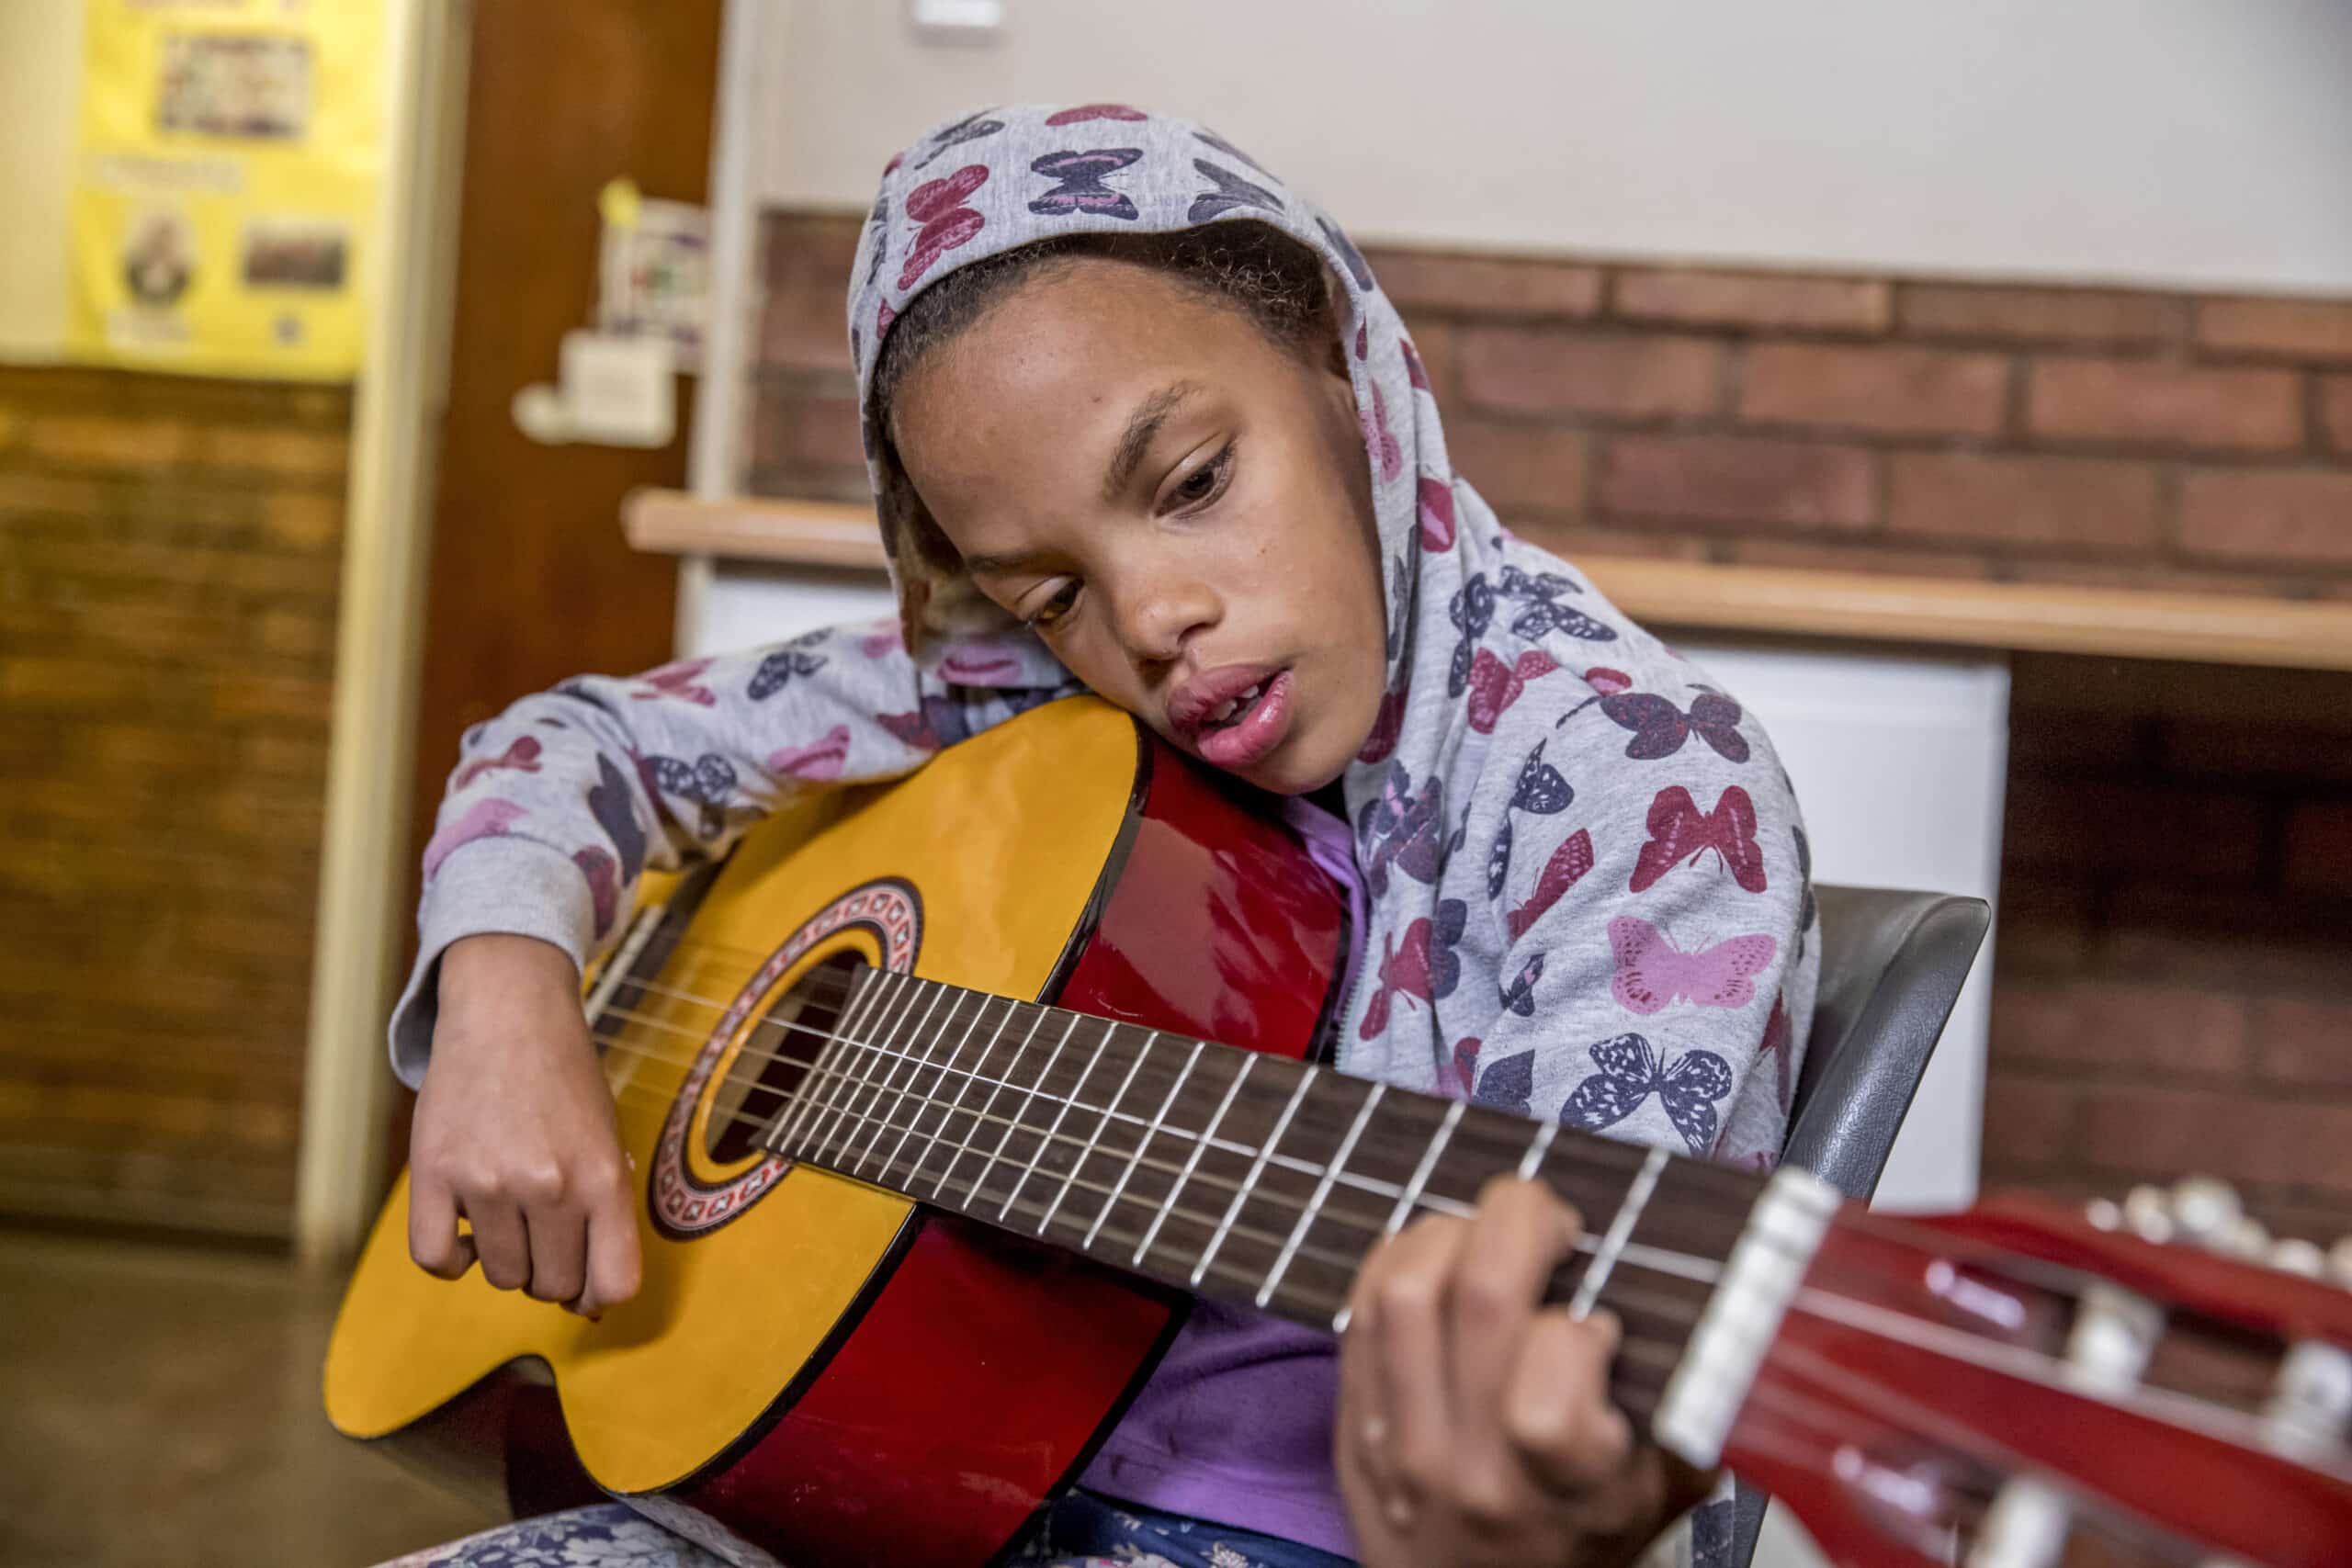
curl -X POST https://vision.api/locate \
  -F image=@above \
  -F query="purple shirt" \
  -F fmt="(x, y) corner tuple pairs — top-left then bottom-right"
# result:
(1076, 795), (1370, 1557)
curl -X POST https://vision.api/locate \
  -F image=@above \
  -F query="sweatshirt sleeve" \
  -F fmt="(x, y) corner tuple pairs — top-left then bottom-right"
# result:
(1453, 666), (1820, 1177)
(388, 617), (1076, 1087)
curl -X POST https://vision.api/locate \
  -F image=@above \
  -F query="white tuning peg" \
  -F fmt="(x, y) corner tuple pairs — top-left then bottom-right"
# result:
(2170, 1176), (2244, 1247)
(2123, 1184), (2175, 1245)
(2332, 1237), (2352, 1290)
(2230, 1216), (2273, 1260)
(2085, 1196), (2123, 1232)
(2270, 1238), (2326, 1278)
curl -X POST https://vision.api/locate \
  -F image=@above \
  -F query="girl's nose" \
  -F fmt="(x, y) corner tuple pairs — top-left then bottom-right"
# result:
(1118, 577), (1220, 668)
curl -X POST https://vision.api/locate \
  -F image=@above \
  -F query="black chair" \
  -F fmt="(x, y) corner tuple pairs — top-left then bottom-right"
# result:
(1728, 884), (1994, 1567)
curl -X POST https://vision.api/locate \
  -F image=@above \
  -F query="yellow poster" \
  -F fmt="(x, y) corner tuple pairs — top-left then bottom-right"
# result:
(68, 0), (385, 380)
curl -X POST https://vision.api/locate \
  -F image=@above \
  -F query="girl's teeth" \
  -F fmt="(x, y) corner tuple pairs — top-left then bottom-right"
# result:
(1204, 682), (1268, 730)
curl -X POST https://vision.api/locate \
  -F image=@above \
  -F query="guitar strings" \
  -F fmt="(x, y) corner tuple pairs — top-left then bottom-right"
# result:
(597, 963), (1764, 1207)
(554, 1041), (2337, 1480)
(586, 982), (1749, 1235)
(555, 953), (2340, 1470)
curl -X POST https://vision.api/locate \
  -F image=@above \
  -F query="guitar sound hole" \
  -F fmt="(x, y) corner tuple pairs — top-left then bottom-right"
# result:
(705, 951), (866, 1165)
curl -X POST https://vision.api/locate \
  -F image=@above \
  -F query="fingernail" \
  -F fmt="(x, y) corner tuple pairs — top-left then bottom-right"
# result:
(1362, 1415), (1388, 1449)
(1385, 1494), (1416, 1530)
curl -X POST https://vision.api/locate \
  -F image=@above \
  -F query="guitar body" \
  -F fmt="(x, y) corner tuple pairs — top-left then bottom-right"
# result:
(325, 698), (1348, 1565)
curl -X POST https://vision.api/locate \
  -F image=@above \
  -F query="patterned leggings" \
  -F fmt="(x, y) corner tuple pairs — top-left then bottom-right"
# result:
(376, 1489), (1353, 1568)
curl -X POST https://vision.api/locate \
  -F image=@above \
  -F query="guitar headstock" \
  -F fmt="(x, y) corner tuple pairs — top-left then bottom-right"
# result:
(1708, 1177), (2352, 1568)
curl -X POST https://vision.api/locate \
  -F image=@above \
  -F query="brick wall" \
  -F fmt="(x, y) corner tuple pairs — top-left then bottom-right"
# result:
(0, 365), (347, 1238)
(751, 209), (2349, 1240)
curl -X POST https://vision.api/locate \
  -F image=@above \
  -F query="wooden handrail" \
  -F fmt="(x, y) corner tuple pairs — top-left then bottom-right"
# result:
(622, 489), (2352, 673)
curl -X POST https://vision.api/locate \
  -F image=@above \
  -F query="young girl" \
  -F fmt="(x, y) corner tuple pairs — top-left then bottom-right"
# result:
(387, 103), (1817, 1568)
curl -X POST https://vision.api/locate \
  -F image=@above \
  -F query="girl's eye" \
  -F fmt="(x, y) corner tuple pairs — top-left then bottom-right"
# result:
(1026, 580), (1080, 629)
(1165, 442), (1235, 512)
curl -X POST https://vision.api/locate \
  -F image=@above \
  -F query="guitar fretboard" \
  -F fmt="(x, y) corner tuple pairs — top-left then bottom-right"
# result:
(757, 968), (1767, 1422)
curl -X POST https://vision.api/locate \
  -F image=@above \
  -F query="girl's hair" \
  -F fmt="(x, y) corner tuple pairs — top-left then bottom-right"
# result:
(865, 220), (1339, 649)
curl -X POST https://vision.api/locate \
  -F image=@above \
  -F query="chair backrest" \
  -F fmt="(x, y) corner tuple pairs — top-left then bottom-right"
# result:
(1728, 883), (1990, 1567)
(1781, 884), (1992, 1201)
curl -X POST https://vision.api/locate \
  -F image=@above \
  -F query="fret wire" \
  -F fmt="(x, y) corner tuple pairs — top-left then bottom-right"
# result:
(804, 971), (921, 1161)
(1330, 1098), (1465, 1337)
(1258, 1079), (1384, 1308)
(1001, 1013), (1118, 1222)
(1084, 1035), (1191, 1250)
(1383, 1099), (1464, 1238)
(1131, 1052), (1255, 1267)
(1570, 1145), (1669, 1319)
(928, 998), (1047, 1201)
(1516, 1117), (1558, 1180)
(1037, 1024), (1155, 1237)
(818, 1082), (1372, 1285)
(786, 972), (884, 1161)
(891, 991), (1004, 1190)
(974, 1011), (1082, 1212)
(765, 967), (878, 1155)
(851, 981), (956, 1177)
(1192, 1067), (1315, 1289)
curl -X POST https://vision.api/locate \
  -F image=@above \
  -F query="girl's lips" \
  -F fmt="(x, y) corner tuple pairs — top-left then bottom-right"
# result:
(1195, 669), (1295, 771)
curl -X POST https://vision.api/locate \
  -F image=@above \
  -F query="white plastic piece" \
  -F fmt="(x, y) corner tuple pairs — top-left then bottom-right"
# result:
(2270, 1237), (2326, 1278)
(2123, 1184), (2176, 1245)
(907, 0), (1003, 39)
(1651, 1166), (1840, 1468)
(1968, 1281), (2162, 1568)
(2169, 1176), (2242, 1245)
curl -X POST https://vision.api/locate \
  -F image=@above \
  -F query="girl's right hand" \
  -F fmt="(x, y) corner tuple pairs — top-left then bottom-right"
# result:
(406, 932), (643, 1316)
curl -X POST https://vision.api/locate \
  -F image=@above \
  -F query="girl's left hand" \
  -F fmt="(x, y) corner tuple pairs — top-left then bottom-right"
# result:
(1336, 1175), (1716, 1568)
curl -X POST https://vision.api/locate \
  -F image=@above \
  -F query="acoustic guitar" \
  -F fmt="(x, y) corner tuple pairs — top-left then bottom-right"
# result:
(326, 696), (2352, 1568)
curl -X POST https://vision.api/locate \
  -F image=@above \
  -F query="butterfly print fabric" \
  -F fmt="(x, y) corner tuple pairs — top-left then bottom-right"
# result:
(397, 106), (1817, 1568)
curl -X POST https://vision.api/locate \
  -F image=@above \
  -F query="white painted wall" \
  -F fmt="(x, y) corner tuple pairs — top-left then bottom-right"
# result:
(0, 1), (86, 361)
(756, 0), (2352, 296)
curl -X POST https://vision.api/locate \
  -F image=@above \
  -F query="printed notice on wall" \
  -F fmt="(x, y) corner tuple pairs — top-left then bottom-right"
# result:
(68, 0), (385, 380)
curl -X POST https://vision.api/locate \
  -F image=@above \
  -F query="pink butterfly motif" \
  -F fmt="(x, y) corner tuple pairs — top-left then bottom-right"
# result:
(899, 164), (989, 290)
(1354, 321), (1369, 360)
(1606, 916), (1777, 1015)
(453, 735), (542, 791)
(1046, 102), (1147, 124)
(422, 797), (526, 881)
(1631, 784), (1765, 895)
(1361, 382), (1403, 484)
(1417, 475), (1456, 550)
(1507, 827), (1594, 940)
(768, 724), (852, 781)
(631, 659), (717, 706)
(1465, 648), (1558, 734)
(1402, 337), (1430, 390)
(859, 622), (903, 659)
(939, 645), (1023, 685)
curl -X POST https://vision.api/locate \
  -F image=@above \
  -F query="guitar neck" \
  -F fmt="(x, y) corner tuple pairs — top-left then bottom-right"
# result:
(762, 968), (1767, 1423)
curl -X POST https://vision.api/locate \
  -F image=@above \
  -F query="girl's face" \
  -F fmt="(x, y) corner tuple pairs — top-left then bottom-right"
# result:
(889, 258), (1388, 795)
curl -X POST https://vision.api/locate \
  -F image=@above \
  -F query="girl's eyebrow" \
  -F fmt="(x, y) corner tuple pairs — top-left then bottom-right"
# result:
(1101, 380), (1201, 501)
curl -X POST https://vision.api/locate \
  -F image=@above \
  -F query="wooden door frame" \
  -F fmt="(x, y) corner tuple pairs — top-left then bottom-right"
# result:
(293, 0), (470, 1268)
(293, 0), (775, 1266)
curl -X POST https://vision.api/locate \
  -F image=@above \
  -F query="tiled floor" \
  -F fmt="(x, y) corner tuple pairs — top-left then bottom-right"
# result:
(0, 1226), (501, 1567)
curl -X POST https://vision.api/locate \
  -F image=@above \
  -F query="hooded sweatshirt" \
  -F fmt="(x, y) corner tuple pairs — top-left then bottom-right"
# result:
(391, 103), (1818, 1567)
